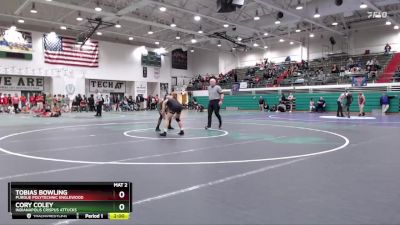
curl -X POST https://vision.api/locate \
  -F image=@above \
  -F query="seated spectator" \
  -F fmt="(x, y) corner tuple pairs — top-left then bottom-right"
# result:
(384, 43), (391, 55)
(331, 64), (339, 74)
(309, 98), (316, 112)
(347, 57), (354, 69)
(277, 101), (286, 112)
(316, 97), (326, 113)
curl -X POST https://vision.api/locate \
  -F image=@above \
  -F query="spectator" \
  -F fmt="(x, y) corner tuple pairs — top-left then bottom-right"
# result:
(287, 93), (295, 113)
(309, 98), (315, 112)
(65, 95), (70, 112)
(12, 94), (20, 114)
(277, 101), (286, 112)
(36, 93), (44, 110)
(20, 94), (27, 109)
(29, 94), (36, 108)
(0, 93), (4, 113)
(384, 43), (391, 55)
(316, 97), (326, 113)
(258, 96), (265, 111)
(380, 92), (390, 114)
(358, 92), (366, 117)
(331, 64), (339, 74)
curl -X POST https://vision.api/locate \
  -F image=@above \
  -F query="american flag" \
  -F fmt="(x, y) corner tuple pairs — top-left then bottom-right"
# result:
(43, 35), (99, 67)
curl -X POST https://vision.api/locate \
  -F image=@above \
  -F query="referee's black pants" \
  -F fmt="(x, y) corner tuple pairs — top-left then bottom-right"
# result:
(96, 104), (102, 116)
(207, 99), (222, 128)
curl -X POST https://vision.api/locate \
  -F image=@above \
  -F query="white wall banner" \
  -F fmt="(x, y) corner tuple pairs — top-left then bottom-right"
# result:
(135, 81), (147, 97)
(89, 79), (126, 93)
(239, 82), (248, 89)
(0, 75), (44, 91)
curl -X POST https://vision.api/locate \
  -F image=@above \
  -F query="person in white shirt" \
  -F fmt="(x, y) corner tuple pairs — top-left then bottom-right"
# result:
(337, 92), (345, 117)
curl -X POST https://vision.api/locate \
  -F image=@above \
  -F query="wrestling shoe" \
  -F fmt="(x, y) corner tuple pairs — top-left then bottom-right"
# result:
(159, 132), (167, 137)
(178, 130), (184, 135)
(155, 128), (161, 132)
(168, 126), (175, 130)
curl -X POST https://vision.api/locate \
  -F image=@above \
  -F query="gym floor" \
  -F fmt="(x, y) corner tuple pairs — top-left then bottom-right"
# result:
(0, 110), (400, 225)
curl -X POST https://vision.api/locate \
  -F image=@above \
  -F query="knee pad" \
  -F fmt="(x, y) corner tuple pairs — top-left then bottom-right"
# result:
(175, 118), (181, 122)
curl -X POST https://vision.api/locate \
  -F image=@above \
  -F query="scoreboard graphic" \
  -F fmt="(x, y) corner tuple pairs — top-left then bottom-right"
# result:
(8, 182), (132, 220)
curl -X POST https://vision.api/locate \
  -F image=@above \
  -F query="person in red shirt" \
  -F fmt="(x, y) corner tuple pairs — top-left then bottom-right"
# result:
(0, 93), (4, 113)
(20, 94), (27, 108)
(36, 93), (44, 110)
(29, 94), (36, 108)
(12, 94), (20, 113)
(3, 94), (9, 113)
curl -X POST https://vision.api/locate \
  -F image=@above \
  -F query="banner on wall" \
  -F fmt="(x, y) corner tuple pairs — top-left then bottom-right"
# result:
(0, 76), (44, 91)
(239, 82), (248, 89)
(171, 49), (187, 70)
(351, 75), (368, 87)
(89, 79), (126, 93)
(135, 81), (147, 97)
(160, 83), (169, 97)
(0, 28), (33, 60)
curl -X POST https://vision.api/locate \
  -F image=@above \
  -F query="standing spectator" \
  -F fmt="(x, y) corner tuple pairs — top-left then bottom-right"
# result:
(258, 96), (265, 111)
(29, 94), (36, 109)
(7, 94), (12, 109)
(309, 98), (315, 112)
(287, 93), (295, 113)
(331, 64), (339, 74)
(65, 95), (71, 112)
(46, 94), (53, 110)
(358, 92), (366, 117)
(0, 93), (4, 113)
(20, 94), (27, 109)
(384, 43), (391, 55)
(337, 92), (345, 117)
(12, 94), (20, 113)
(104, 95), (111, 111)
(3, 94), (9, 113)
(345, 91), (353, 118)
(95, 92), (103, 117)
(88, 94), (95, 112)
(36, 93), (44, 110)
(380, 92), (390, 114)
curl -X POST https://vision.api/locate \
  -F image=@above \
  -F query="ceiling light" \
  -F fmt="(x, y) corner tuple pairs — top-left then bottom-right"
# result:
(394, 25), (399, 30)
(176, 32), (181, 39)
(128, 37), (134, 40)
(385, 21), (392, 25)
(295, 29), (301, 32)
(30, 3), (37, 14)
(295, 0), (303, 10)
(60, 25), (67, 30)
(290, 41), (294, 45)
(194, 15), (201, 21)
(275, 20), (281, 25)
(237, 37), (242, 41)
(170, 18), (177, 27)
(264, 32), (268, 36)
(191, 38), (197, 43)
(279, 38), (284, 42)
(148, 26), (153, 34)
(360, 3), (367, 9)
(10, 25), (17, 31)
(155, 41), (160, 45)
(96, 32), (102, 35)
(332, 21), (338, 26)
(76, 11), (83, 21)
(217, 42), (221, 47)
(115, 21), (122, 28)
(46, 0), (52, 1)
(190, 49), (194, 53)
(253, 43), (259, 47)
(17, 19), (24, 23)
(314, 8), (320, 18)
(264, 45), (268, 49)
(95, 2), (102, 12)
(159, 7), (167, 12)
(223, 24), (229, 28)
(254, 10), (260, 21)
(309, 33), (314, 37)
(232, 47), (236, 50)
(198, 26), (203, 34)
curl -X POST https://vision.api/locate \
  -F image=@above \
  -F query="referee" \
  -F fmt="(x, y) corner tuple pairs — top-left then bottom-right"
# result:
(205, 78), (224, 129)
